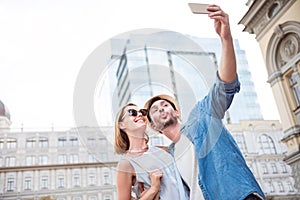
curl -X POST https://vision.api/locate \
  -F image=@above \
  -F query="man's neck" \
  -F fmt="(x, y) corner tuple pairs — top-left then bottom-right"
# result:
(162, 122), (181, 143)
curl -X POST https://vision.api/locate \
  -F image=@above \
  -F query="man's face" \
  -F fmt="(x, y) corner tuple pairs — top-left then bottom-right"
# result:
(148, 99), (179, 132)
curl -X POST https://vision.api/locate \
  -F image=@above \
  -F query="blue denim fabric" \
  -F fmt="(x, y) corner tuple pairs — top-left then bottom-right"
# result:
(180, 72), (265, 200)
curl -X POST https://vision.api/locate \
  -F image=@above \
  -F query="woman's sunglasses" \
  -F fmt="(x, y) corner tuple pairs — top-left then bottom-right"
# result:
(121, 108), (148, 120)
(127, 109), (148, 117)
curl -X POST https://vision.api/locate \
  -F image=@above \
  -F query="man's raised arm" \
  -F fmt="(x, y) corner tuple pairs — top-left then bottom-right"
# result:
(207, 5), (236, 82)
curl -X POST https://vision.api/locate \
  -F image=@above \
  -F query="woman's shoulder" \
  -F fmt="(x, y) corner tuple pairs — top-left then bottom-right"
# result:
(117, 157), (134, 172)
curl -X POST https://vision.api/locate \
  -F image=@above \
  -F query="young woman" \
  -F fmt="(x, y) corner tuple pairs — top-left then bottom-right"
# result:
(114, 103), (189, 200)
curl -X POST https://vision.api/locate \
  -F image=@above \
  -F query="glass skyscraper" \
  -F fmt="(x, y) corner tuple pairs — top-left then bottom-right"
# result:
(190, 37), (263, 123)
(95, 29), (217, 126)
(94, 30), (263, 126)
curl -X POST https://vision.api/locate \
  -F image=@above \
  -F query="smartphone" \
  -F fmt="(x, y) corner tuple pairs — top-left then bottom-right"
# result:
(188, 3), (210, 14)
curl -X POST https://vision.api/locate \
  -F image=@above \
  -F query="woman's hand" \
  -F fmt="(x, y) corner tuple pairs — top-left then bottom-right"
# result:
(139, 169), (163, 200)
(149, 169), (163, 192)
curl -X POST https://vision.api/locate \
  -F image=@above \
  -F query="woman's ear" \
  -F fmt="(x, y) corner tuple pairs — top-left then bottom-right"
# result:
(119, 122), (126, 130)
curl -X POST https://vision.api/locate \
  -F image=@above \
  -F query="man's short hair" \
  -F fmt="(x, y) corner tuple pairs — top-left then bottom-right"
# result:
(144, 94), (179, 122)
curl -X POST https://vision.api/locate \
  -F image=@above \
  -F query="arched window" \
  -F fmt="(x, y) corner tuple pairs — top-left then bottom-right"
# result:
(258, 134), (277, 154)
(268, 2), (280, 18)
(288, 71), (300, 107)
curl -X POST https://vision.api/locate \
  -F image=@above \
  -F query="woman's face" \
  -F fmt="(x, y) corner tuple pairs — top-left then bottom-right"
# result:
(119, 105), (147, 134)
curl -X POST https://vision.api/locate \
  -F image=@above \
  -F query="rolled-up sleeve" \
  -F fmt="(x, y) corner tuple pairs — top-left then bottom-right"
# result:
(200, 71), (240, 119)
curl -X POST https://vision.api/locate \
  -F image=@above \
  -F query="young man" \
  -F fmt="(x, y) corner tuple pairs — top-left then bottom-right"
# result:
(144, 4), (265, 200)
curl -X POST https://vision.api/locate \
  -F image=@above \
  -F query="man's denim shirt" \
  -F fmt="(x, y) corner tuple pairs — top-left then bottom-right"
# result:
(179, 72), (265, 200)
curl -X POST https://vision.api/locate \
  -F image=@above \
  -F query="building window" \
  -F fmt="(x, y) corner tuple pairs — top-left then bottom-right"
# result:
(24, 177), (32, 190)
(58, 154), (67, 164)
(269, 182), (275, 193)
(6, 138), (17, 149)
(261, 164), (268, 174)
(26, 137), (36, 148)
(99, 137), (107, 146)
(0, 138), (4, 149)
(234, 134), (247, 153)
(70, 154), (79, 163)
(57, 176), (65, 188)
(7, 178), (15, 192)
(258, 134), (276, 154)
(278, 182), (285, 192)
(104, 195), (112, 200)
(73, 174), (80, 187)
(6, 157), (16, 167)
(26, 156), (35, 166)
(70, 137), (78, 147)
(289, 72), (300, 106)
(41, 176), (48, 189)
(271, 163), (278, 174)
(58, 137), (67, 147)
(88, 196), (97, 200)
(287, 182), (294, 192)
(280, 163), (287, 173)
(88, 174), (96, 186)
(73, 197), (81, 200)
(268, 2), (280, 18)
(87, 138), (96, 146)
(100, 153), (108, 162)
(39, 137), (48, 148)
(39, 155), (48, 165)
(103, 172), (110, 185)
(88, 154), (97, 163)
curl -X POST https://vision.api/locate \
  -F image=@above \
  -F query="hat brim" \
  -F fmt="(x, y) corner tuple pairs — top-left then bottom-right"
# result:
(144, 94), (180, 113)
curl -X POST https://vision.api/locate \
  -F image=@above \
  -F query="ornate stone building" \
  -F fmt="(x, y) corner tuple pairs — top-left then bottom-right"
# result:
(227, 120), (299, 199)
(239, 0), (300, 190)
(0, 110), (118, 200)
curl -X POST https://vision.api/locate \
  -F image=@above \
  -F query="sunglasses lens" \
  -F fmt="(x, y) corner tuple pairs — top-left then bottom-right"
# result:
(140, 109), (148, 116)
(128, 109), (138, 116)
(127, 109), (148, 117)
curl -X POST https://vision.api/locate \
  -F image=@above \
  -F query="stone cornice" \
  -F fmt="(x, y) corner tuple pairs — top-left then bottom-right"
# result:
(0, 162), (118, 172)
(281, 125), (300, 142)
(283, 149), (300, 164)
(238, 0), (295, 41)
(267, 70), (283, 86)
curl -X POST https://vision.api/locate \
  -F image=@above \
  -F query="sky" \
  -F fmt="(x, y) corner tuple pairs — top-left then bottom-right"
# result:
(0, 0), (280, 131)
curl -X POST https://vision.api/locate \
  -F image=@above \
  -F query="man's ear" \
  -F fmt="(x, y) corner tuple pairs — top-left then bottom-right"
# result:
(150, 122), (157, 131)
(175, 109), (180, 117)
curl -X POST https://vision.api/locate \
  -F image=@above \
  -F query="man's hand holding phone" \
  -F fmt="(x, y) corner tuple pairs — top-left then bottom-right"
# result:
(188, 3), (210, 14)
